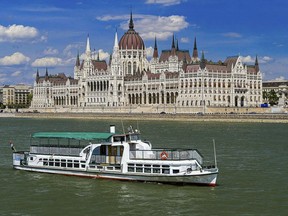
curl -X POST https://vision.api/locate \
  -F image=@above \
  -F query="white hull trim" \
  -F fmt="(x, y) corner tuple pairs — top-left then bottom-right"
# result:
(13, 165), (218, 186)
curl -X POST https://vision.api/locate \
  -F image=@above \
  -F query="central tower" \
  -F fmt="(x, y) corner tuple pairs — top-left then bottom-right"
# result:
(118, 12), (148, 76)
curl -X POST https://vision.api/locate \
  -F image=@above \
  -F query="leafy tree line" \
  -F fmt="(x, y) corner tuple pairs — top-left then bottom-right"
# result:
(262, 90), (279, 106)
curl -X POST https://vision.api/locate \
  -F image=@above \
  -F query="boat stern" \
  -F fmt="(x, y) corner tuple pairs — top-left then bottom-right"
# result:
(12, 151), (26, 167)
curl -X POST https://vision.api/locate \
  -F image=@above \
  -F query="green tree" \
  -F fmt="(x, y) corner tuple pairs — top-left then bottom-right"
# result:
(267, 90), (279, 106)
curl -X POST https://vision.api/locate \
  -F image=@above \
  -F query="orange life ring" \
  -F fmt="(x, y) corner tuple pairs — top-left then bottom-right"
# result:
(160, 151), (168, 160)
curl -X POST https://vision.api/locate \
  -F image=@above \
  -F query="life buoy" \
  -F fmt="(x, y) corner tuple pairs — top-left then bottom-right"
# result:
(160, 151), (168, 160)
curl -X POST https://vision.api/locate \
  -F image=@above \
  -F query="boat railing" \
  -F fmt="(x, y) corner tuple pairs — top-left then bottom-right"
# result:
(30, 145), (83, 156)
(129, 149), (203, 164)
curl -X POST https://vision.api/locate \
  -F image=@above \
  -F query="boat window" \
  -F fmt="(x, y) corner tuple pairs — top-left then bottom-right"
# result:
(153, 165), (160, 167)
(92, 147), (100, 155)
(173, 170), (179, 174)
(162, 169), (170, 174)
(61, 160), (66, 167)
(153, 168), (160, 173)
(144, 164), (151, 167)
(49, 159), (54, 166)
(81, 165), (85, 168)
(144, 168), (151, 173)
(113, 135), (125, 142)
(136, 167), (143, 173)
(128, 167), (134, 172)
(67, 162), (72, 168)
(74, 163), (79, 168)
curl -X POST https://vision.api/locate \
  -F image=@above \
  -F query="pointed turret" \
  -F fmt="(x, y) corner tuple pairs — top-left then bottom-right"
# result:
(200, 51), (206, 69)
(171, 34), (175, 49)
(45, 68), (49, 81)
(129, 11), (134, 30)
(76, 51), (80, 67)
(114, 30), (119, 49)
(192, 37), (199, 60)
(255, 55), (259, 72)
(176, 39), (179, 51)
(153, 37), (158, 58)
(86, 34), (91, 57)
(171, 34), (176, 56)
(36, 69), (39, 82)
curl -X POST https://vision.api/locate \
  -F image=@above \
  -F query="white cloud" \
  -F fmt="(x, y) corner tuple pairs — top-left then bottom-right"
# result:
(241, 55), (254, 64)
(43, 47), (59, 55)
(261, 57), (288, 81)
(146, 46), (154, 58)
(223, 32), (242, 38)
(0, 52), (30, 66)
(31, 57), (63, 67)
(145, 0), (183, 6)
(0, 24), (39, 42)
(242, 55), (273, 64)
(64, 43), (83, 58)
(180, 37), (189, 43)
(98, 14), (189, 41)
(97, 49), (110, 60)
(11, 71), (22, 77)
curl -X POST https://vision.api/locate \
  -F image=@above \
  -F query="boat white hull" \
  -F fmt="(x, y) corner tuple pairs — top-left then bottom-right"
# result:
(13, 165), (218, 186)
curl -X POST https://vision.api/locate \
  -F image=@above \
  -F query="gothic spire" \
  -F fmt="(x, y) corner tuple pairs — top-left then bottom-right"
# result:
(36, 69), (39, 82)
(200, 51), (206, 69)
(114, 29), (119, 49)
(45, 68), (49, 81)
(129, 11), (134, 30)
(86, 34), (91, 55)
(176, 39), (179, 51)
(171, 34), (175, 49)
(192, 37), (198, 59)
(171, 34), (176, 56)
(255, 55), (259, 72)
(76, 51), (80, 67)
(153, 36), (158, 58)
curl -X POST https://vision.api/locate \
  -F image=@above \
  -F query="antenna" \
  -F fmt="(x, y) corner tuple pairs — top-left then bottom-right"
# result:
(121, 119), (125, 134)
(213, 139), (217, 168)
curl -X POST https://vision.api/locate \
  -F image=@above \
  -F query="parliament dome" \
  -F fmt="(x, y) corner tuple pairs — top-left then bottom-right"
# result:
(119, 13), (145, 50)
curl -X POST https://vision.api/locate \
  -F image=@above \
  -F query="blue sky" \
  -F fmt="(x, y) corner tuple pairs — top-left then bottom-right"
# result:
(0, 0), (287, 85)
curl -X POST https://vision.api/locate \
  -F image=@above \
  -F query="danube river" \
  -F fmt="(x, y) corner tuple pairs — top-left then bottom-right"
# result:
(0, 117), (287, 215)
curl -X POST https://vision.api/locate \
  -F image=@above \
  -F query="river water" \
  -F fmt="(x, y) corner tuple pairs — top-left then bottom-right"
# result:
(0, 117), (287, 216)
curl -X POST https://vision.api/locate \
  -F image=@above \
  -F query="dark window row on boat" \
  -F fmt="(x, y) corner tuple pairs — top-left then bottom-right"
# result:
(30, 146), (83, 156)
(38, 157), (86, 169)
(127, 163), (176, 174)
(30, 138), (90, 149)
(129, 149), (203, 163)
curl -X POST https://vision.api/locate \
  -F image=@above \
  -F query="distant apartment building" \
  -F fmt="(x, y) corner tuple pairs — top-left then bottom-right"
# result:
(0, 84), (33, 107)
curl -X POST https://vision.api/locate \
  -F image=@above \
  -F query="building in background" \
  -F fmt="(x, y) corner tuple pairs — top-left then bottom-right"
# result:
(262, 80), (288, 107)
(31, 13), (262, 112)
(0, 84), (33, 108)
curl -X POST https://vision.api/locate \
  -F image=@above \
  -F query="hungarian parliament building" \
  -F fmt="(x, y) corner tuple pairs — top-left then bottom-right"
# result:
(31, 14), (263, 113)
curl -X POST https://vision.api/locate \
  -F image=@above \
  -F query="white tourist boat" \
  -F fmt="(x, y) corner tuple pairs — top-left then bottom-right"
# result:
(12, 125), (219, 186)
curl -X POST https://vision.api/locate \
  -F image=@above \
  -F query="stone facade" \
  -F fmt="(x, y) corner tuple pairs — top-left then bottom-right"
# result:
(31, 14), (262, 112)
(0, 84), (33, 107)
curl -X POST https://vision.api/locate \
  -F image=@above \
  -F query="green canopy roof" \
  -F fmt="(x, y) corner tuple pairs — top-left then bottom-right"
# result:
(32, 132), (114, 140)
